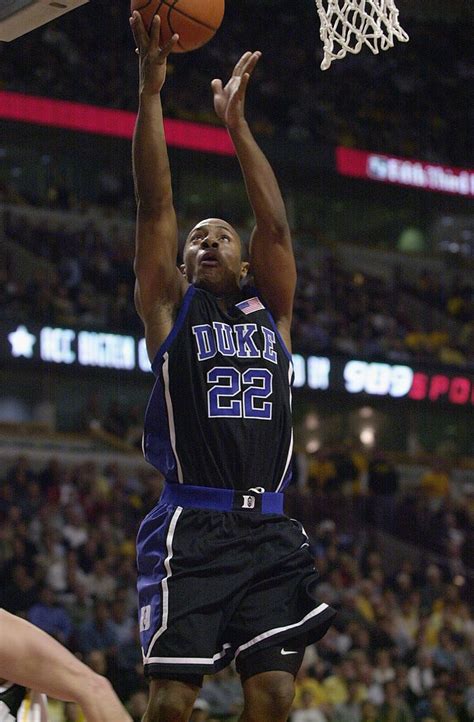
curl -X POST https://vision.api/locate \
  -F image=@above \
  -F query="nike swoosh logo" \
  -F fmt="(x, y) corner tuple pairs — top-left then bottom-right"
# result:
(280, 648), (298, 655)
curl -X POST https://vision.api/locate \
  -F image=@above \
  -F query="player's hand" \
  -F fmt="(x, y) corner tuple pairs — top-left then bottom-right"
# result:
(130, 11), (179, 95)
(211, 51), (261, 129)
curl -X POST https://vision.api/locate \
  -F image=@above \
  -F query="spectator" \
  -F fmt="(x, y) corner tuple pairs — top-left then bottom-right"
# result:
(111, 625), (143, 703)
(35, 527), (66, 580)
(0, 562), (38, 615)
(7, 456), (36, 500)
(420, 565), (444, 613)
(393, 597), (420, 655)
(373, 649), (395, 685)
(360, 700), (378, 722)
(102, 400), (128, 439)
(86, 558), (117, 601)
(322, 659), (355, 705)
(446, 685), (471, 722)
(200, 667), (243, 719)
(76, 600), (117, 657)
(379, 681), (414, 722)
(293, 666), (330, 711)
(333, 680), (362, 722)
(432, 629), (457, 674)
(109, 595), (135, 645)
(407, 650), (435, 701)
(64, 582), (94, 630)
(1, 520), (37, 579)
(420, 463), (451, 510)
(46, 547), (88, 596)
(415, 685), (457, 722)
(465, 670), (474, 719)
(368, 452), (400, 532)
(62, 505), (89, 549)
(85, 648), (108, 676)
(27, 585), (73, 645)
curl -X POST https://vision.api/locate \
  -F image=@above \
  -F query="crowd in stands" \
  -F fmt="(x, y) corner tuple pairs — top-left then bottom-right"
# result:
(1, 210), (142, 334)
(288, 449), (473, 577)
(1, 3), (473, 167)
(409, 271), (474, 326)
(0, 453), (472, 721)
(3, 207), (473, 369)
(293, 252), (474, 367)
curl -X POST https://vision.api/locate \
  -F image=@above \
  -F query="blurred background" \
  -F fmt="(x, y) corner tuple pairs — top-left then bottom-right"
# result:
(0, 0), (473, 720)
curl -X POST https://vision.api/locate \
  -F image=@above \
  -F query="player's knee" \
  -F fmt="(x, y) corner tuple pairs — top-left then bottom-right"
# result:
(143, 680), (198, 722)
(143, 696), (191, 722)
(243, 671), (295, 720)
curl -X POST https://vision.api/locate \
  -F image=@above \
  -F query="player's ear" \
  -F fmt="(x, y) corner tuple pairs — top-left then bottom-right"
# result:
(179, 263), (187, 277)
(240, 261), (250, 279)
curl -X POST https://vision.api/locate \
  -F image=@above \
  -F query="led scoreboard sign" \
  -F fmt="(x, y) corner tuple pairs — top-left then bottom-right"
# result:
(292, 356), (474, 406)
(339, 360), (474, 406)
(2, 324), (474, 407)
(336, 147), (474, 198)
(6, 324), (151, 372)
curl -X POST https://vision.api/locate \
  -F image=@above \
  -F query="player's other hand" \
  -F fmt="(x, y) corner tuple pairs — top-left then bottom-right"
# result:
(130, 11), (179, 95)
(211, 51), (261, 129)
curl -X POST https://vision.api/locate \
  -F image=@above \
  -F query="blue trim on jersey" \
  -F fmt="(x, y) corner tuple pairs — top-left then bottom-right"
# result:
(143, 286), (196, 479)
(151, 285), (197, 375)
(263, 307), (293, 365)
(143, 375), (178, 481)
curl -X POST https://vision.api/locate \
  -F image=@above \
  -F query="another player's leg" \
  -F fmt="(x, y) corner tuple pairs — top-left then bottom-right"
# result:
(143, 678), (201, 722)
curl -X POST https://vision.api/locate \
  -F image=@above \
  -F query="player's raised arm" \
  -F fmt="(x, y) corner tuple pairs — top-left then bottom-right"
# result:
(130, 12), (185, 358)
(211, 52), (296, 350)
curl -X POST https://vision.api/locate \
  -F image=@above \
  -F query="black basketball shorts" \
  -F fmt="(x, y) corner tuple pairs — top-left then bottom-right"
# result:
(136, 488), (336, 678)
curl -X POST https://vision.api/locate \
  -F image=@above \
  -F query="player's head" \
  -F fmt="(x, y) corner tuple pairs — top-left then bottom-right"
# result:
(181, 218), (249, 294)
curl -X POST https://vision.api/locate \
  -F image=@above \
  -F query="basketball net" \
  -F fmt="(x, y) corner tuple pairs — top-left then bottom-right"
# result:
(315, 0), (409, 70)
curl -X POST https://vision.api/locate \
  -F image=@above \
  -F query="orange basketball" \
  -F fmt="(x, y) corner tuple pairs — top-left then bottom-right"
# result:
(132, 0), (225, 53)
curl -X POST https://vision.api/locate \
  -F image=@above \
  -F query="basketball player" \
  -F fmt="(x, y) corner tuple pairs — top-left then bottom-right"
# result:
(130, 11), (336, 722)
(0, 609), (132, 721)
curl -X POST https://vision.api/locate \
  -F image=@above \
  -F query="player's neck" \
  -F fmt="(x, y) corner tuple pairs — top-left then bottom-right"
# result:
(195, 282), (243, 308)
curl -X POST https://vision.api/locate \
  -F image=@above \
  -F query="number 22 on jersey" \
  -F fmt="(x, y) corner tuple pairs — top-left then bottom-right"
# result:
(207, 367), (273, 420)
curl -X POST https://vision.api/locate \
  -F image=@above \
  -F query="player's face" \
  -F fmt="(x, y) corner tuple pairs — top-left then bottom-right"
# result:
(183, 218), (248, 293)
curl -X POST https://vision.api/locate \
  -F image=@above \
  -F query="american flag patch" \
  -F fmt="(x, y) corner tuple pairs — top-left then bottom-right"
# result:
(235, 296), (265, 315)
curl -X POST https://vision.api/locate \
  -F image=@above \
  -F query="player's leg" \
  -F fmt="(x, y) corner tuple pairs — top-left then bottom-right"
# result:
(143, 677), (201, 722)
(229, 516), (334, 722)
(236, 638), (305, 722)
(137, 505), (239, 720)
(239, 671), (296, 722)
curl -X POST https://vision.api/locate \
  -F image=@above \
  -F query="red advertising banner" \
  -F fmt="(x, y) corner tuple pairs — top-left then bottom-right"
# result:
(0, 91), (234, 156)
(336, 146), (474, 198)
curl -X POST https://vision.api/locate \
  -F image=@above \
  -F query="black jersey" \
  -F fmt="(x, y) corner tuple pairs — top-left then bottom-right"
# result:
(143, 286), (294, 491)
(0, 682), (26, 718)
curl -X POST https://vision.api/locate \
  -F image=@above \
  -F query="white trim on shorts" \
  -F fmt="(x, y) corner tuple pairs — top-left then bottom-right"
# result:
(234, 602), (330, 658)
(144, 506), (183, 659)
(144, 643), (232, 666)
